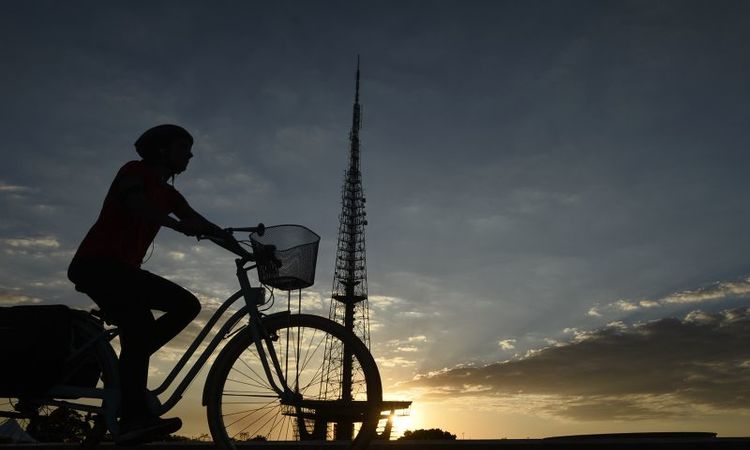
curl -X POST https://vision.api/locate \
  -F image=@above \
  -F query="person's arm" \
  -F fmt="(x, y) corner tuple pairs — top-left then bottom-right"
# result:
(171, 191), (253, 258)
(118, 175), (208, 236)
(170, 191), (225, 237)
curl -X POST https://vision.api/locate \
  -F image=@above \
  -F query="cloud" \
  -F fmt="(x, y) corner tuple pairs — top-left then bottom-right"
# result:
(168, 251), (187, 261)
(591, 278), (750, 317)
(0, 182), (31, 193)
(612, 300), (639, 311)
(498, 339), (516, 350)
(662, 281), (750, 305)
(369, 295), (403, 308)
(267, 125), (338, 166)
(411, 307), (750, 420)
(542, 394), (691, 421)
(384, 335), (429, 350)
(3, 237), (60, 249)
(0, 290), (43, 305)
(397, 346), (419, 352)
(375, 335), (430, 371)
(0, 237), (71, 261)
(379, 356), (417, 368)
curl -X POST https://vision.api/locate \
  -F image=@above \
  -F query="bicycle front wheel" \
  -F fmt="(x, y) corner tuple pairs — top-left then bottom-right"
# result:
(205, 313), (382, 449)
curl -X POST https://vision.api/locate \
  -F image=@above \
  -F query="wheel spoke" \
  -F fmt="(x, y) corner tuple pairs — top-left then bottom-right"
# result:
(225, 375), (271, 392)
(233, 359), (273, 391)
(225, 397), (278, 430)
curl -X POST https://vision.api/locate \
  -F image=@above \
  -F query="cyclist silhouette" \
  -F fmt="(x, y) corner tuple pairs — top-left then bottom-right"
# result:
(68, 124), (225, 444)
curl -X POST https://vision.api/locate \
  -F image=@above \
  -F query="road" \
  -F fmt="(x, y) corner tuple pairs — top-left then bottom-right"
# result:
(3, 436), (750, 450)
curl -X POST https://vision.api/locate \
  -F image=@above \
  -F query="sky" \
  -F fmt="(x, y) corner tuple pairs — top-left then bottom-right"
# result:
(2, 0), (750, 440)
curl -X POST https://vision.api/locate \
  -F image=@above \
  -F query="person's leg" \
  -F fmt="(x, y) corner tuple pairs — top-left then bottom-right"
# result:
(134, 270), (201, 355)
(69, 259), (184, 443)
(116, 308), (156, 420)
(69, 259), (157, 420)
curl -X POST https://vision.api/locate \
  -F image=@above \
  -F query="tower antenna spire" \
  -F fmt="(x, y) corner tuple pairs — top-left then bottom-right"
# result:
(355, 54), (360, 104)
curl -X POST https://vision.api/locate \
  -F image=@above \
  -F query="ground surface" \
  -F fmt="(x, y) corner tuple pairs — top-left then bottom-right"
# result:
(2, 436), (750, 450)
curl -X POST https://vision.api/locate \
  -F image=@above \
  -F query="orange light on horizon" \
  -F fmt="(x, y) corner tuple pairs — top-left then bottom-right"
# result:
(390, 409), (416, 439)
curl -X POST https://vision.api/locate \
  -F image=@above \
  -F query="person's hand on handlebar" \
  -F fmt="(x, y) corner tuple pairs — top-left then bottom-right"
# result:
(195, 226), (235, 245)
(173, 217), (210, 237)
(174, 218), (231, 241)
(194, 225), (256, 261)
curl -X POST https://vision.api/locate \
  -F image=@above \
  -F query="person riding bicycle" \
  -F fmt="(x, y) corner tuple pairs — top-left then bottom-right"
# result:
(68, 124), (225, 444)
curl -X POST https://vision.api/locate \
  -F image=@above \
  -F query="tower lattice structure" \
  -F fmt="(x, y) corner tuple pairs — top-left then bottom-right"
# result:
(329, 58), (370, 347)
(323, 58), (371, 440)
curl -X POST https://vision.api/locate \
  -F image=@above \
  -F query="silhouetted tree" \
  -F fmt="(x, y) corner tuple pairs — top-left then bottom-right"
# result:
(399, 428), (457, 440)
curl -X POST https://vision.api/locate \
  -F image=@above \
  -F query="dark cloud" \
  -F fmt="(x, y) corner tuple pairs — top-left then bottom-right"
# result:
(411, 307), (750, 419)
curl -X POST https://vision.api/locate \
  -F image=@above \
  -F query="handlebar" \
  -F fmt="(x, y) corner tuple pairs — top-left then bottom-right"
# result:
(226, 223), (265, 236)
(197, 223), (265, 261)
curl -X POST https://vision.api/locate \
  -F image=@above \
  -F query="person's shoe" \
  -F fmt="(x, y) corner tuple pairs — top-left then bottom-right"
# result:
(116, 416), (182, 446)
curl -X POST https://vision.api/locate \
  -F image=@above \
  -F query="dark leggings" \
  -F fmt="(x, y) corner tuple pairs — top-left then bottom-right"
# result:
(68, 258), (200, 421)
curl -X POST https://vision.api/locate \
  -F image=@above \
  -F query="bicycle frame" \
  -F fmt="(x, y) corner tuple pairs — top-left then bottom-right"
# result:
(38, 281), (256, 421)
(146, 256), (294, 415)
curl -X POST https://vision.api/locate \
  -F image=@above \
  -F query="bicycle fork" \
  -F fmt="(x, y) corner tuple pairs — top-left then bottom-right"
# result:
(236, 259), (297, 403)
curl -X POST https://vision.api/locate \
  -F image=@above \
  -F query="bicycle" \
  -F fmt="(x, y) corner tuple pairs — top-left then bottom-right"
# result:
(0, 224), (383, 449)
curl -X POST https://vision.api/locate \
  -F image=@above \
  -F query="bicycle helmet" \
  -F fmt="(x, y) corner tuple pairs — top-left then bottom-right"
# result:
(134, 124), (194, 161)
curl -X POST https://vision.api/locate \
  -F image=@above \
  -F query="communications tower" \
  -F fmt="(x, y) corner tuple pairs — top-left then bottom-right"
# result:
(324, 57), (370, 441)
(324, 58), (410, 441)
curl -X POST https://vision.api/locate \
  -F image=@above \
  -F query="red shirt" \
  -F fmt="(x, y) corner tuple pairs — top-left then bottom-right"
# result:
(74, 160), (188, 267)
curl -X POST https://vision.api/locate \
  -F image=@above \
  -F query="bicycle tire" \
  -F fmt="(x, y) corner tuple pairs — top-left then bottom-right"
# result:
(205, 313), (382, 449)
(0, 311), (118, 445)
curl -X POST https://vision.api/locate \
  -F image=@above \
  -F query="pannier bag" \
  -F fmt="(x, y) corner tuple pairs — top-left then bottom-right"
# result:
(0, 305), (73, 397)
(65, 309), (103, 390)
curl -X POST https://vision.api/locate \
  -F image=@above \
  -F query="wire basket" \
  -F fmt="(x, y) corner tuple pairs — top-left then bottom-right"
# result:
(250, 225), (320, 291)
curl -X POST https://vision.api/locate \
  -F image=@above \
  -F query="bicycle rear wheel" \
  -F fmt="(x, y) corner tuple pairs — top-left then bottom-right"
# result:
(205, 313), (382, 449)
(0, 310), (118, 445)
